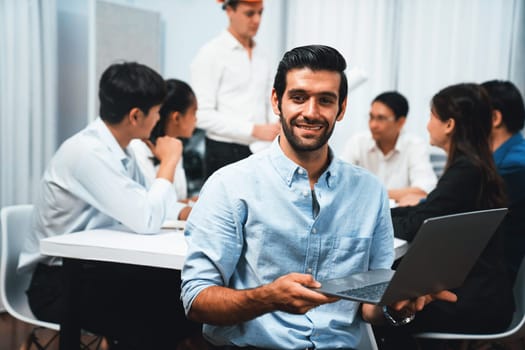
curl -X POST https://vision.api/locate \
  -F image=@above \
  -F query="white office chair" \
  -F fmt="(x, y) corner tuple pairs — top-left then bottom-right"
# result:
(0, 204), (103, 349)
(0, 204), (61, 349)
(413, 258), (525, 349)
(357, 322), (379, 350)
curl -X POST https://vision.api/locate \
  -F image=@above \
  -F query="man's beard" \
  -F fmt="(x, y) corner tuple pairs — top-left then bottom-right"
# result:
(279, 111), (335, 152)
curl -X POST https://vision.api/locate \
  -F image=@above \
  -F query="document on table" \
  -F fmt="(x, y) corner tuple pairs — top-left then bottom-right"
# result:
(161, 220), (186, 230)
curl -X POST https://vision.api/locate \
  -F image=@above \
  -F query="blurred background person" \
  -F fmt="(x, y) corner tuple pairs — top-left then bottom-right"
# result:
(130, 79), (198, 220)
(341, 91), (436, 205)
(377, 83), (514, 349)
(483, 79), (525, 284)
(191, 0), (280, 180)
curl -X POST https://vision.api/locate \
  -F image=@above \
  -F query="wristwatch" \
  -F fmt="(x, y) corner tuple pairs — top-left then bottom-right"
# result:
(382, 305), (416, 326)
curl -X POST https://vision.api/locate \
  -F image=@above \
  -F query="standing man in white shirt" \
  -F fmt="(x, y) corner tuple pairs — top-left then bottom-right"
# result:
(19, 62), (203, 350)
(191, 0), (280, 179)
(341, 91), (437, 205)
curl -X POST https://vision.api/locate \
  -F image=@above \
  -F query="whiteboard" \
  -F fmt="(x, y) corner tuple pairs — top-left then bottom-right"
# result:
(96, 0), (162, 87)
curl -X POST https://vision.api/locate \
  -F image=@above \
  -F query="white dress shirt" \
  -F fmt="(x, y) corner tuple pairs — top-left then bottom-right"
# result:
(340, 131), (437, 193)
(129, 139), (187, 216)
(190, 30), (275, 150)
(18, 118), (180, 273)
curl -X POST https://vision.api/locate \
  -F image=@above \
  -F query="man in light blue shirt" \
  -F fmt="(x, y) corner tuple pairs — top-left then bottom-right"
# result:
(19, 62), (201, 350)
(181, 45), (456, 349)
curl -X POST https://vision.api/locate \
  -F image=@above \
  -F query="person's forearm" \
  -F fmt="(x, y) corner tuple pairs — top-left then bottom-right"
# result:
(388, 187), (426, 202)
(188, 285), (276, 325)
(177, 206), (192, 220)
(156, 158), (178, 183)
(361, 303), (386, 325)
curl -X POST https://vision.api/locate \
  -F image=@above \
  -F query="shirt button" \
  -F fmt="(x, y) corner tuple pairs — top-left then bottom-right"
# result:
(312, 228), (317, 234)
(298, 169), (304, 175)
(302, 190), (309, 197)
(307, 268), (312, 273)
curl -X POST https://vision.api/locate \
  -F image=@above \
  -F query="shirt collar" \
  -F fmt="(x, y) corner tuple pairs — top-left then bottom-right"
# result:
(220, 29), (257, 51)
(268, 138), (336, 188)
(494, 133), (524, 165)
(92, 117), (130, 167)
(368, 132), (404, 156)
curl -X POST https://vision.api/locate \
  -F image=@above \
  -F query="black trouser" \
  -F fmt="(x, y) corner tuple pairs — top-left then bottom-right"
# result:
(205, 138), (252, 179)
(27, 262), (201, 350)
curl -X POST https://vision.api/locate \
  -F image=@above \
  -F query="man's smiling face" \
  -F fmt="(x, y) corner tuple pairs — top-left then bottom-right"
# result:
(273, 68), (346, 153)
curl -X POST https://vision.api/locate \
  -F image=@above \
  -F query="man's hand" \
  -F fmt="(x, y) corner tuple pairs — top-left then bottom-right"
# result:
(188, 273), (339, 325)
(388, 187), (427, 205)
(252, 122), (280, 141)
(265, 273), (340, 314)
(144, 137), (182, 183)
(362, 290), (457, 324)
(390, 290), (457, 314)
(144, 136), (183, 165)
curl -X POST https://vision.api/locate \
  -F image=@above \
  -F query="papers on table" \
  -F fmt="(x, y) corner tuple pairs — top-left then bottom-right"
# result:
(161, 220), (186, 230)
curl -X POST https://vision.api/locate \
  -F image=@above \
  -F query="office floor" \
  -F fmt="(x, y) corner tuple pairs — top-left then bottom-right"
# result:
(0, 312), (34, 350)
(2, 311), (525, 350)
(0, 312), (108, 350)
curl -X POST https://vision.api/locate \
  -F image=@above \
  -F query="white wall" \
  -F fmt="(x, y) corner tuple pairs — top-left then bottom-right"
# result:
(54, 0), (524, 154)
(100, 0), (285, 82)
(54, 0), (285, 145)
(57, 0), (91, 144)
(285, 0), (525, 155)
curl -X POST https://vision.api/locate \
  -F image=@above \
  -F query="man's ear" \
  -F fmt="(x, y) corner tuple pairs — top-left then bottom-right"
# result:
(271, 89), (281, 116)
(225, 5), (235, 20)
(336, 98), (347, 122)
(128, 108), (141, 125)
(492, 110), (503, 129)
(396, 116), (407, 129)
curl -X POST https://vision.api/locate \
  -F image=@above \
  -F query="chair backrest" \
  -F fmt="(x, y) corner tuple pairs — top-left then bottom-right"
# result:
(0, 204), (59, 330)
(357, 322), (379, 350)
(505, 257), (525, 340)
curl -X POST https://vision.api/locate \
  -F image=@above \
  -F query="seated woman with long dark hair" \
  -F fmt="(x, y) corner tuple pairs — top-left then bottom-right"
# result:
(377, 83), (514, 349)
(129, 78), (198, 220)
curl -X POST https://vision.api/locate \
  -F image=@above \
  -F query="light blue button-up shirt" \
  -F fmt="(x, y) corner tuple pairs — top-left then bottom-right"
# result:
(18, 118), (180, 273)
(181, 140), (394, 349)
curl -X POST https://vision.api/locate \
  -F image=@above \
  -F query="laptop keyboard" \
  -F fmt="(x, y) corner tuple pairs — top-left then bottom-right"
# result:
(339, 281), (389, 300)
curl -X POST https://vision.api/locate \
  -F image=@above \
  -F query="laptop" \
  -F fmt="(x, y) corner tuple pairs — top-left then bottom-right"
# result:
(313, 208), (508, 306)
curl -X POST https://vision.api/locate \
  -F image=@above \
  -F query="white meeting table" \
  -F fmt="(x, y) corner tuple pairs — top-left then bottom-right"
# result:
(40, 227), (408, 268)
(40, 226), (188, 270)
(40, 226), (408, 349)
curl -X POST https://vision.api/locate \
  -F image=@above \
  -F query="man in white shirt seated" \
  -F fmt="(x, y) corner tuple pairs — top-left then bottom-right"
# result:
(18, 62), (202, 350)
(341, 91), (437, 204)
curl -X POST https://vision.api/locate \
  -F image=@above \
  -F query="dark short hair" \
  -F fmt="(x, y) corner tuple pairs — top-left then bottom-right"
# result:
(273, 45), (348, 113)
(98, 62), (166, 124)
(373, 91), (409, 120)
(481, 80), (525, 133)
(222, 0), (253, 10)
